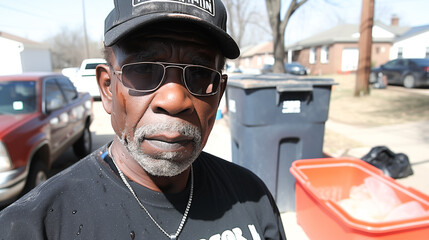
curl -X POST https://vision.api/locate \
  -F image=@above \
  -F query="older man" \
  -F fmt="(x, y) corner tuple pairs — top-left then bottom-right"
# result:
(0, 1), (286, 239)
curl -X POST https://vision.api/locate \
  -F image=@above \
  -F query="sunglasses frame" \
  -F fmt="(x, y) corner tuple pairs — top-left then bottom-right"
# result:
(112, 62), (225, 97)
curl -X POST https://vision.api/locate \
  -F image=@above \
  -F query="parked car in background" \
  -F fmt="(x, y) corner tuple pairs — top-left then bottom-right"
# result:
(261, 62), (307, 75)
(61, 67), (79, 79)
(72, 58), (106, 99)
(285, 62), (307, 75)
(0, 73), (93, 205)
(370, 58), (429, 88)
(261, 64), (273, 74)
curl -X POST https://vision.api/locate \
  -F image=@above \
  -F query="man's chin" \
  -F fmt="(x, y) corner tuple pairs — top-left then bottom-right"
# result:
(134, 155), (194, 177)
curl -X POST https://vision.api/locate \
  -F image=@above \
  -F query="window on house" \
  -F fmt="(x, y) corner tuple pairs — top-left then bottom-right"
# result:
(309, 47), (316, 64)
(257, 56), (262, 66)
(321, 46), (329, 64)
(397, 47), (403, 58)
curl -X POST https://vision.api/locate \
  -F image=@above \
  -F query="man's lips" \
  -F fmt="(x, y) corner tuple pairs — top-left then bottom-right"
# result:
(142, 134), (194, 151)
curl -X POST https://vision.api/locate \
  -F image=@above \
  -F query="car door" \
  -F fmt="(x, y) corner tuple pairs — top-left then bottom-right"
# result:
(56, 76), (85, 142)
(382, 59), (406, 84)
(44, 77), (70, 156)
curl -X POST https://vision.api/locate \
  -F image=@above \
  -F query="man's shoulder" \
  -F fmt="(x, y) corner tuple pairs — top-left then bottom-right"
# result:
(197, 151), (252, 173)
(196, 151), (267, 188)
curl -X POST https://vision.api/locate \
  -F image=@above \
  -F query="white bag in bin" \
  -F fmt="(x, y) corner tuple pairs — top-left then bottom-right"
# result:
(338, 176), (429, 222)
(385, 201), (428, 221)
(338, 198), (384, 222)
(364, 177), (401, 216)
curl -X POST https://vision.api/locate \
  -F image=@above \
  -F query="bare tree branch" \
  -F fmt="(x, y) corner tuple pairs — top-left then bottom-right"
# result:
(266, 0), (309, 73)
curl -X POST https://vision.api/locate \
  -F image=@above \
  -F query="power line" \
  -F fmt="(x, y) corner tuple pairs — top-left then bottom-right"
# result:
(0, 3), (54, 21)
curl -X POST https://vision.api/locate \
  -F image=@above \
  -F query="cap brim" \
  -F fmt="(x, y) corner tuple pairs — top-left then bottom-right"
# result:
(104, 13), (240, 59)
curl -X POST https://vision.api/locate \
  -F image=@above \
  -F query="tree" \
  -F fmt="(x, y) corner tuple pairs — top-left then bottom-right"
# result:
(224, 0), (271, 48)
(265, 0), (309, 73)
(44, 27), (103, 70)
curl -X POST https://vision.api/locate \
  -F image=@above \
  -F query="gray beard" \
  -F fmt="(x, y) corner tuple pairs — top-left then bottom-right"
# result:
(120, 122), (202, 177)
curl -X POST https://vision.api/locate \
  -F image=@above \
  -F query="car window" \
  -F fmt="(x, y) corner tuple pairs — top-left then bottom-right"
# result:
(408, 60), (418, 68)
(45, 78), (67, 111)
(85, 63), (103, 70)
(0, 81), (36, 114)
(412, 59), (429, 66)
(399, 59), (408, 67)
(57, 77), (77, 102)
(396, 59), (405, 67)
(384, 60), (400, 68)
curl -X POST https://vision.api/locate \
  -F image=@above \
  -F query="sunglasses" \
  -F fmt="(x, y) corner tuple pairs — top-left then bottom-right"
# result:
(112, 62), (224, 96)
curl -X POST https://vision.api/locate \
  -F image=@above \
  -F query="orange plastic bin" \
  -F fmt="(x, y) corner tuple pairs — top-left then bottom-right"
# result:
(290, 158), (429, 240)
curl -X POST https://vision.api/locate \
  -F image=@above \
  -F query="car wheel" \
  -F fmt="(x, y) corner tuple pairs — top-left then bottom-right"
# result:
(23, 160), (48, 194)
(403, 75), (416, 88)
(73, 126), (92, 159)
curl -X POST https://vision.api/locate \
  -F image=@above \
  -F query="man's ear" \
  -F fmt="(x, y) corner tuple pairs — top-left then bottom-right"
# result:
(96, 64), (113, 114)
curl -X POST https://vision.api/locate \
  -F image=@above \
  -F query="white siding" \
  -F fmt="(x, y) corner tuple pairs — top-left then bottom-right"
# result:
(0, 37), (23, 75)
(0, 35), (52, 75)
(390, 31), (429, 59)
(21, 47), (52, 72)
(372, 25), (395, 39)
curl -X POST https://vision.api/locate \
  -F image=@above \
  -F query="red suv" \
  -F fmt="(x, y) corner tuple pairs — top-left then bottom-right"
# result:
(0, 73), (93, 205)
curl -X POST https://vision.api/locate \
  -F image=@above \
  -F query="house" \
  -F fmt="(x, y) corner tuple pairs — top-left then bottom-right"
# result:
(0, 32), (52, 75)
(239, 16), (429, 75)
(237, 41), (274, 73)
(390, 24), (429, 59)
(285, 21), (410, 74)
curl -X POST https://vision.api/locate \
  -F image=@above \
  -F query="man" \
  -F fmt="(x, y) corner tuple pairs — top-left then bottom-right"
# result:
(0, 0), (286, 239)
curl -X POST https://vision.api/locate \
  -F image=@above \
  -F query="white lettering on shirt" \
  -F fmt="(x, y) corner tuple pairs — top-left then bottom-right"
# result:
(248, 225), (261, 240)
(200, 225), (261, 240)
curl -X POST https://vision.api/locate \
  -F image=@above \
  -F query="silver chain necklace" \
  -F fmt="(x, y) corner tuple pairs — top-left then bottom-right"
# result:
(108, 146), (193, 240)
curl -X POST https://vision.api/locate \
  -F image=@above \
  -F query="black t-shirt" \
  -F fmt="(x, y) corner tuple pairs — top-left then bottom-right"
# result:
(0, 144), (286, 240)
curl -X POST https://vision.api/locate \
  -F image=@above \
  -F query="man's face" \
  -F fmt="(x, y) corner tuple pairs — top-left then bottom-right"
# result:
(106, 27), (226, 177)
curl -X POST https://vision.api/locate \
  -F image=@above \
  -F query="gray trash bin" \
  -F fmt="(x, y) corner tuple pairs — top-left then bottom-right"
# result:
(226, 74), (336, 212)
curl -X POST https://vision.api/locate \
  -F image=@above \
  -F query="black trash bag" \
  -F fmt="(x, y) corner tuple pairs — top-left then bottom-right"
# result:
(361, 146), (413, 179)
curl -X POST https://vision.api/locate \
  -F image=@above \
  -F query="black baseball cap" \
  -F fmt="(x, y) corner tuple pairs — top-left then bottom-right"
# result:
(104, 0), (240, 59)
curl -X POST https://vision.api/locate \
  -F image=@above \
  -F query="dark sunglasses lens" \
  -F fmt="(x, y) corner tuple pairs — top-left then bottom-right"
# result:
(185, 66), (220, 95)
(122, 63), (164, 91)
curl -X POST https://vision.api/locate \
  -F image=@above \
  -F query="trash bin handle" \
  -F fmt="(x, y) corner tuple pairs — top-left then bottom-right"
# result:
(276, 84), (313, 93)
(276, 84), (313, 105)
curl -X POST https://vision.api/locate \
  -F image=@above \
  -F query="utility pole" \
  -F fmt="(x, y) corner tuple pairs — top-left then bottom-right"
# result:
(354, 0), (374, 97)
(82, 0), (90, 59)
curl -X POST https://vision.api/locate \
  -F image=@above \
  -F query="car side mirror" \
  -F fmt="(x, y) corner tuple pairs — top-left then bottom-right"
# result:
(46, 99), (62, 113)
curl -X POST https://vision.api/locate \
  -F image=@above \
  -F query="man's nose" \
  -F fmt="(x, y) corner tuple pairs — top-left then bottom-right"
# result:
(150, 68), (194, 116)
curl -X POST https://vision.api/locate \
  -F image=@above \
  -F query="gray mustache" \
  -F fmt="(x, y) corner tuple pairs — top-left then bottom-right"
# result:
(133, 122), (202, 144)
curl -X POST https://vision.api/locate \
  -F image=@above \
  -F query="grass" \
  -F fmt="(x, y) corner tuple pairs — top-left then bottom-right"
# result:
(327, 74), (429, 127)
(320, 73), (429, 155)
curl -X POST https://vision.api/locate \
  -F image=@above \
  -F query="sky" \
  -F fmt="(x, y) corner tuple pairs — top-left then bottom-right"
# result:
(282, 0), (429, 45)
(0, 0), (113, 42)
(0, 0), (428, 46)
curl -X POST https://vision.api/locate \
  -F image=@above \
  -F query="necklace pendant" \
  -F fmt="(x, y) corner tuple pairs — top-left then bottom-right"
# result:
(170, 234), (177, 240)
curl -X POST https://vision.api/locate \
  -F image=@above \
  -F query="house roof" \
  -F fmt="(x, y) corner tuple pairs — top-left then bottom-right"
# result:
(241, 41), (273, 58)
(286, 21), (410, 50)
(395, 24), (429, 41)
(0, 31), (49, 49)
